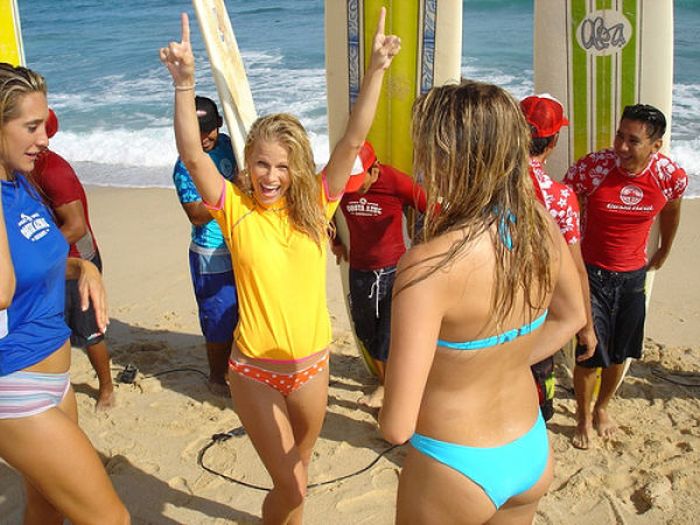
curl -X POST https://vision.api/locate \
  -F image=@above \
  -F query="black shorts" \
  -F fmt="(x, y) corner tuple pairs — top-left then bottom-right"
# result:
(348, 267), (396, 363)
(65, 253), (105, 349)
(576, 264), (646, 369)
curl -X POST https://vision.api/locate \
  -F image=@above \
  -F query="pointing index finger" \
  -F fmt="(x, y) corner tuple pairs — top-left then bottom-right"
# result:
(181, 12), (191, 43)
(375, 6), (386, 36)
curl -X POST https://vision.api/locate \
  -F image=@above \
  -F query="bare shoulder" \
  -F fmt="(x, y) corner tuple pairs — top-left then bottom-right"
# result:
(395, 231), (487, 298)
(395, 237), (447, 299)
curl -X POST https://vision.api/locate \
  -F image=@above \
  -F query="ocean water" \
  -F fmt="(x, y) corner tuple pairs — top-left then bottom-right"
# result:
(16, 0), (700, 196)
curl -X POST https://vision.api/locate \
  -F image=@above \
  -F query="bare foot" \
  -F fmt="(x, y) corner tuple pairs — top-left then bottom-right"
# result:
(208, 380), (230, 398)
(95, 389), (116, 411)
(593, 407), (617, 439)
(572, 414), (593, 449)
(358, 385), (384, 408)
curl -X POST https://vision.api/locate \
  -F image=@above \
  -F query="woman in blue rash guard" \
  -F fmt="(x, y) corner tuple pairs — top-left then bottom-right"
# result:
(0, 62), (129, 525)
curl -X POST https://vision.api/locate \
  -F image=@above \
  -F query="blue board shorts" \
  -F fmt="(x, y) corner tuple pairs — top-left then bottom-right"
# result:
(65, 252), (105, 348)
(189, 245), (238, 344)
(576, 264), (646, 368)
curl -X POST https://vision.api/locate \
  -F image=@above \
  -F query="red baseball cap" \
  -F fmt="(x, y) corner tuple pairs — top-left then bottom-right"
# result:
(520, 94), (569, 138)
(46, 108), (59, 139)
(344, 140), (378, 193)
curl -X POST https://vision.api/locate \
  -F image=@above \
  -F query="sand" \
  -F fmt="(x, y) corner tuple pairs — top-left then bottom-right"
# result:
(1, 186), (698, 524)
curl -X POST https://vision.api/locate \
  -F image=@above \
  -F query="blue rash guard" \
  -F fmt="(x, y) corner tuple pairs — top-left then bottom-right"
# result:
(173, 133), (237, 249)
(0, 174), (70, 375)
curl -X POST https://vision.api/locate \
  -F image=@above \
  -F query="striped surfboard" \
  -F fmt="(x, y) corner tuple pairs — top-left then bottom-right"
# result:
(534, 0), (674, 179)
(325, 0), (462, 376)
(326, 0), (462, 175)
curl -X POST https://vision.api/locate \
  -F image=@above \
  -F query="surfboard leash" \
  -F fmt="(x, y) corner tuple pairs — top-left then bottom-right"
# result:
(197, 427), (401, 492)
(110, 365), (402, 490)
(650, 368), (700, 388)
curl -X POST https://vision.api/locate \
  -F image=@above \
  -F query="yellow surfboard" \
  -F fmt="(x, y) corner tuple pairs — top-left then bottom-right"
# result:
(534, 0), (674, 391)
(325, 0), (462, 376)
(0, 0), (25, 66)
(192, 0), (258, 169)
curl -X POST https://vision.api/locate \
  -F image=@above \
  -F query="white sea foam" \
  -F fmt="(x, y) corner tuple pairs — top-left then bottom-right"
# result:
(50, 127), (177, 168)
(461, 63), (534, 100)
(671, 138), (700, 197)
(50, 124), (332, 189)
(45, 48), (698, 198)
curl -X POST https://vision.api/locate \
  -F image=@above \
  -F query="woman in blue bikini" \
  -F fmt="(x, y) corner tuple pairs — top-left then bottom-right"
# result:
(379, 80), (585, 523)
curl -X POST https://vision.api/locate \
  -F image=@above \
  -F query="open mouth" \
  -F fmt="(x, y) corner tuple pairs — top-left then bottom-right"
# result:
(259, 183), (281, 199)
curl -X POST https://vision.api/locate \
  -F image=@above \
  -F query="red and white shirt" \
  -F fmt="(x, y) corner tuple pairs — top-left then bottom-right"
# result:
(529, 159), (580, 245)
(563, 149), (687, 272)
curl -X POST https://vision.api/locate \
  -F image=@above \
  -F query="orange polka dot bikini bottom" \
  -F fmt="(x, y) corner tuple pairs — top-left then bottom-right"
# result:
(228, 353), (329, 396)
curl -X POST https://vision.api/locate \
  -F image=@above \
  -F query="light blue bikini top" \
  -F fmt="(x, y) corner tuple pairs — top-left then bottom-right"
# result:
(436, 309), (548, 351)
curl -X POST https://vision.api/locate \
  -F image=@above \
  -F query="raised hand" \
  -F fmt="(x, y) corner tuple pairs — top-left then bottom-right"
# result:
(369, 7), (402, 71)
(159, 13), (195, 87)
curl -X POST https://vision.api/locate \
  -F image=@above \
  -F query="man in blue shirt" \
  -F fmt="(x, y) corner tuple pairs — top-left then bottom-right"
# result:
(173, 96), (238, 396)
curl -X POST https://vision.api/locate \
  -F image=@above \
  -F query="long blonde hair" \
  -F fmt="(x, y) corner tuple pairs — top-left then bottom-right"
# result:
(405, 80), (553, 320)
(242, 113), (328, 246)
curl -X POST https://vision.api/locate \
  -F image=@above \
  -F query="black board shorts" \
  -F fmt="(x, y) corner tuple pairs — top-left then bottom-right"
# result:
(576, 264), (646, 369)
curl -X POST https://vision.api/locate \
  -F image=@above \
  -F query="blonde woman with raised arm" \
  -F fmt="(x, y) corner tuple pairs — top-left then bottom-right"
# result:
(160, 10), (400, 524)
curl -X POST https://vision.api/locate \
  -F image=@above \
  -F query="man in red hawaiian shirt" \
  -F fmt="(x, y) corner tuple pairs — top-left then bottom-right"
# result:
(520, 95), (596, 422)
(563, 104), (687, 448)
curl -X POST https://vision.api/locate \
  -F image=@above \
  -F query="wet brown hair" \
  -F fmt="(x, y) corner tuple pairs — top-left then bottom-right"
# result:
(405, 80), (553, 320)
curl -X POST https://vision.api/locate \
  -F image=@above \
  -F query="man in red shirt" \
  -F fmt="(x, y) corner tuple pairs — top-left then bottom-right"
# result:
(520, 94), (596, 422)
(332, 141), (427, 407)
(564, 104), (687, 448)
(31, 109), (115, 410)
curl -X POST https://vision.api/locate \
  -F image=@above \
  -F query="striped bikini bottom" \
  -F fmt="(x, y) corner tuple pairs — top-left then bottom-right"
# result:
(0, 370), (71, 419)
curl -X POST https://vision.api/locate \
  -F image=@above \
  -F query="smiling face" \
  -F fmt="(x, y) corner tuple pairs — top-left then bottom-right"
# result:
(614, 118), (662, 174)
(0, 91), (49, 179)
(248, 139), (291, 206)
(200, 127), (219, 153)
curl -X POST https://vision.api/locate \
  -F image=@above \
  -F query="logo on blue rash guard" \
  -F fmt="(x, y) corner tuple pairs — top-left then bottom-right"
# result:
(18, 212), (51, 242)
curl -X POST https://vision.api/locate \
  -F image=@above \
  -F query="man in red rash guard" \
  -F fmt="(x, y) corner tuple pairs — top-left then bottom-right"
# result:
(520, 94), (596, 423)
(563, 104), (687, 449)
(31, 109), (115, 410)
(332, 141), (427, 408)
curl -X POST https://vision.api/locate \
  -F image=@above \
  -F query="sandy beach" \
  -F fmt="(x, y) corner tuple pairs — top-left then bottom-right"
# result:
(1, 186), (698, 524)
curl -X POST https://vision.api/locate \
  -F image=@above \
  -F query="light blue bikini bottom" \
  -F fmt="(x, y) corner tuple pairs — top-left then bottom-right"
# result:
(409, 412), (549, 509)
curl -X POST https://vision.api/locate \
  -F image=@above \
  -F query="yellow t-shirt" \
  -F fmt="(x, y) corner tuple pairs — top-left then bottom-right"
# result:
(208, 176), (340, 361)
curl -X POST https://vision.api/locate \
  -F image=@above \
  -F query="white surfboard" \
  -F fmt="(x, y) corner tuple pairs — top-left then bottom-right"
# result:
(192, 0), (257, 169)
(0, 0), (25, 66)
(534, 0), (674, 389)
(325, 0), (462, 375)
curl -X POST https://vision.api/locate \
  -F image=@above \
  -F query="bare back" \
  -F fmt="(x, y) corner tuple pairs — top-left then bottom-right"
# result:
(383, 212), (566, 447)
